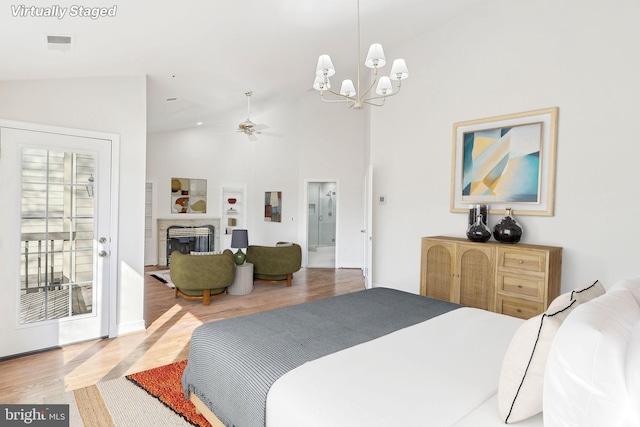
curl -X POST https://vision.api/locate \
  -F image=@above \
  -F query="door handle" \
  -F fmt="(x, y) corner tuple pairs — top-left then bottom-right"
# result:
(98, 251), (108, 258)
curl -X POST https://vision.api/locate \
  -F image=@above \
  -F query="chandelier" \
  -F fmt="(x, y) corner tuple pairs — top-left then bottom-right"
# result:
(312, 0), (409, 109)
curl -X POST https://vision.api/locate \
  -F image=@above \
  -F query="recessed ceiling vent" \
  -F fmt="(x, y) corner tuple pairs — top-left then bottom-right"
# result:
(45, 34), (74, 52)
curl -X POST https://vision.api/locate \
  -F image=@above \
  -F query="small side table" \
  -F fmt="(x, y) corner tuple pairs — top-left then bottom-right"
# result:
(228, 262), (254, 295)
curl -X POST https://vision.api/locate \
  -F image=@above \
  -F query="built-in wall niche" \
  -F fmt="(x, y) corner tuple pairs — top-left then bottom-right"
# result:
(171, 177), (207, 214)
(221, 184), (247, 250)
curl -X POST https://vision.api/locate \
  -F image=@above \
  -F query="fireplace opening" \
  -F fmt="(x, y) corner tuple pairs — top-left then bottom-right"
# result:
(166, 225), (215, 265)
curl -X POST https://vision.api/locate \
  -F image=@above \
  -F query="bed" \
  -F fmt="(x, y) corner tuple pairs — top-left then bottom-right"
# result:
(182, 277), (640, 427)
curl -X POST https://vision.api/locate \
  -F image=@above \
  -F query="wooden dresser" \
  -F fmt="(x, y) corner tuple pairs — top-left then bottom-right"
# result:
(420, 236), (562, 319)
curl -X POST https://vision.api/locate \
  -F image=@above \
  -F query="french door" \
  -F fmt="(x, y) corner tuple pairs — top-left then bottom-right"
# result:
(0, 124), (114, 358)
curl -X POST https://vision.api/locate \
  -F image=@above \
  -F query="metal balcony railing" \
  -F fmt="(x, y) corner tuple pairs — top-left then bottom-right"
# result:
(20, 232), (76, 293)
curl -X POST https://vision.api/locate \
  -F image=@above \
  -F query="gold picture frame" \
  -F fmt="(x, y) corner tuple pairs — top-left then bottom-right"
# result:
(450, 107), (559, 216)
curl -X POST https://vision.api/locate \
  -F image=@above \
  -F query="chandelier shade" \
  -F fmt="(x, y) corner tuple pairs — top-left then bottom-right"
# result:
(312, 0), (409, 109)
(390, 59), (409, 81)
(316, 54), (335, 77)
(313, 75), (330, 90)
(364, 43), (386, 68)
(375, 76), (393, 96)
(340, 79), (357, 97)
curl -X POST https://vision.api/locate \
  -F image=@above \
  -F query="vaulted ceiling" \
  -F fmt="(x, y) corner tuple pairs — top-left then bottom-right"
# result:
(0, 0), (483, 132)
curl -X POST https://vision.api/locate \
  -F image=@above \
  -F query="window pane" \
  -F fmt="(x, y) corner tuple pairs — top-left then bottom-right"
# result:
(20, 148), (96, 324)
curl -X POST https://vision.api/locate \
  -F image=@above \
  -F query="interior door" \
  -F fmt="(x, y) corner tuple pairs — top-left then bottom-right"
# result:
(0, 125), (113, 358)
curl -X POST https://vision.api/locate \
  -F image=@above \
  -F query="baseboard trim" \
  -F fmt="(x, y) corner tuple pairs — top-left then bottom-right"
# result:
(117, 320), (146, 336)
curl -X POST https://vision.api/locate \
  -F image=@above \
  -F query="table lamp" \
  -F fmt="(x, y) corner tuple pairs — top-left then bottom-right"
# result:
(231, 229), (249, 265)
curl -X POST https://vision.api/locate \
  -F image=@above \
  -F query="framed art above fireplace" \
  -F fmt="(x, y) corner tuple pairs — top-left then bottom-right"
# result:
(171, 177), (207, 214)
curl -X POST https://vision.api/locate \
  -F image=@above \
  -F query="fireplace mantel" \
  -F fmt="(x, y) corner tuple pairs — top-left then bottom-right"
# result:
(157, 218), (221, 266)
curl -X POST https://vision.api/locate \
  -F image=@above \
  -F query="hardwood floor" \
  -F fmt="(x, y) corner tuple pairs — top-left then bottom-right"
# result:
(0, 267), (365, 404)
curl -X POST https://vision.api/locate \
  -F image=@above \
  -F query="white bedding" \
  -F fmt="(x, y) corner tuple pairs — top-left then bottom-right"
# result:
(266, 307), (542, 427)
(453, 394), (543, 427)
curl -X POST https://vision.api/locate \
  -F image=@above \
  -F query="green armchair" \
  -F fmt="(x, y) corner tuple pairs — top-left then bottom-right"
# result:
(169, 250), (236, 305)
(246, 242), (302, 287)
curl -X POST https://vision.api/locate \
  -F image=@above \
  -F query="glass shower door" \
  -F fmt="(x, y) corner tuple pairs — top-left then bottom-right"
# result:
(307, 181), (336, 268)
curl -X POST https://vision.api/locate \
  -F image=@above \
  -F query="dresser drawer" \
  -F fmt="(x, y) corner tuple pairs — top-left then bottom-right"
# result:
(497, 248), (546, 273)
(497, 295), (544, 320)
(497, 273), (544, 300)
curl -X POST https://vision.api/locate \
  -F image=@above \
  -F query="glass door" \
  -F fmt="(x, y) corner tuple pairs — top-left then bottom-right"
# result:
(20, 148), (96, 324)
(0, 126), (113, 358)
(306, 181), (336, 268)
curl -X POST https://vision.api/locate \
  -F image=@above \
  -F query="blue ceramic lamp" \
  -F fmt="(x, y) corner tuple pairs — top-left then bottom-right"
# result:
(231, 229), (249, 265)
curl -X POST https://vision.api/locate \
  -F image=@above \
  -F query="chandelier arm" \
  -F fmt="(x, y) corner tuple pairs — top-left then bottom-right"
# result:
(320, 91), (353, 104)
(362, 80), (402, 103)
(363, 98), (386, 107)
(325, 86), (353, 100)
(358, 73), (379, 102)
(363, 91), (398, 102)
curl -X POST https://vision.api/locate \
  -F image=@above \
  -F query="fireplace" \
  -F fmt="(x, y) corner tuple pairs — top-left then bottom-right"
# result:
(166, 225), (215, 265)
(157, 218), (220, 266)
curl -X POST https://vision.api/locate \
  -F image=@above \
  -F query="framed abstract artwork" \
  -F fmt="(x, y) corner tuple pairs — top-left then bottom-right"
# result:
(171, 177), (207, 213)
(264, 191), (282, 222)
(450, 107), (558, 216)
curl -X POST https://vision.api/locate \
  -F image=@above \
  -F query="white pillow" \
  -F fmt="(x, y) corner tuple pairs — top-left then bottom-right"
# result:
(498, 298), (577, 423)
(570, 279), (605, 304)
(543, 285), (640, 427)
(546, 280), (606, 311)
(626, 323), (640, 425)
(498, 280), (606, 423)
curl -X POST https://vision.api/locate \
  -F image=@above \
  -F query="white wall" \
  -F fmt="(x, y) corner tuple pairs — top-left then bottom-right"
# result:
(0, 75), (148, 333)
(295, 91), (368, 268)
(370, 0), (640, 293)
(146, 90), (368, 268)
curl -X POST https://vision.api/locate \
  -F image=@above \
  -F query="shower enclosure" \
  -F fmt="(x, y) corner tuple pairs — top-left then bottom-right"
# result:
(307, 181), (336, 268)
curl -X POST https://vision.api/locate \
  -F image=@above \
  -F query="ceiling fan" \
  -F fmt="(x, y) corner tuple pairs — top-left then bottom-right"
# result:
(238, 91), (267, 140)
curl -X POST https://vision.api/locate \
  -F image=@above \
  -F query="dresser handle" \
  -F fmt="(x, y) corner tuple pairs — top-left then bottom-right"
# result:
(519, 260), (524, 264)
(517, 308), (522, 313)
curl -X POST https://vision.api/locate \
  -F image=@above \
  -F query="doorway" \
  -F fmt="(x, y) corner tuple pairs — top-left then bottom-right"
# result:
(307, 181), (336, 268)
(0, 123), (115, 358)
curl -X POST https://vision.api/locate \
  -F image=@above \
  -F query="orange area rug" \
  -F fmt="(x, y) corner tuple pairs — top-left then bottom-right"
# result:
(126, 360), (211, 427)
